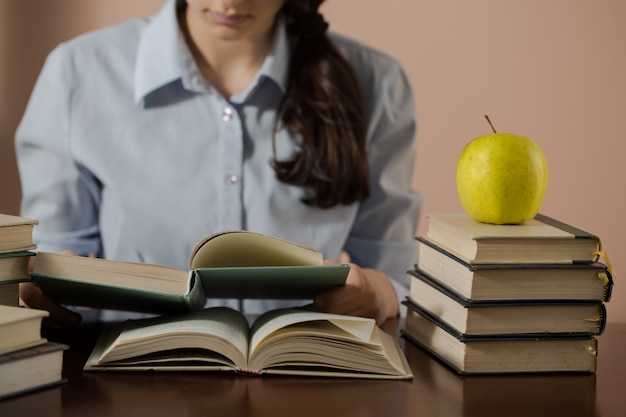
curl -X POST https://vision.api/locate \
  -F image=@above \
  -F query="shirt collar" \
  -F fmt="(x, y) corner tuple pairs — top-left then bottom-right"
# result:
(257, 16), (291, 94)
(134, 0), (291, 104)
(230, 16), (290, 103)
(134, 0), (186, 103)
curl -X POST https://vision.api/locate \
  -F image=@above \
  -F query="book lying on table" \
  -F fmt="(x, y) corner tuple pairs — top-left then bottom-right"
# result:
(415, 238), (613, 302)
(84, 307), (413, 380)
(31, 230), (350, 314)
(422, 213), (602, 264)
(402, 307), (598, 374)
(0, 214), (38, 253)
(406, 270), (607, 337)
(0, 342), (67, 400)
(0, 305), (48, 355)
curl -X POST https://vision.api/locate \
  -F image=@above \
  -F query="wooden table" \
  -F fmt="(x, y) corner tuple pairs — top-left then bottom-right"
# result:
(1, 320), (624, 417)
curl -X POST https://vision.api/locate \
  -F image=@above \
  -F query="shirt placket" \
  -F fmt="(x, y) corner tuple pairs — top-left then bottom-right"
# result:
(217, 102), (244, 230)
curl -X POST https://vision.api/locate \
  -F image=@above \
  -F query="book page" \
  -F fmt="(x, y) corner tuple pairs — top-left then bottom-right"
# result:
(248, 309), (376, 355)
(188, 231), (323, 269)
(94, 307), (250, 369)
(247, 310), (411, 377)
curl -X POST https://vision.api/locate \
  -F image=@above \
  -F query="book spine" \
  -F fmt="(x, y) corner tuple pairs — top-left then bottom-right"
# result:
(534, 214), (599, 241)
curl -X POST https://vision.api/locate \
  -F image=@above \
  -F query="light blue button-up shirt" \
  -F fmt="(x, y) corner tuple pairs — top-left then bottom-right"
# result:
(16, 0), (421, 316)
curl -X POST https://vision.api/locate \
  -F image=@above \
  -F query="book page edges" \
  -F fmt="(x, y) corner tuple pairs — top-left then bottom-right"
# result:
(32, 252), (189, 293)
(0, 245), (37, 254)
(0, 338), (48, 357)
(0, 304), (48, 324)
(260, 367), (412, 379)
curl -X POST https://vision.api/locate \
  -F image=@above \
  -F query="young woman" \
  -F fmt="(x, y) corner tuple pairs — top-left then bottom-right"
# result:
(16, 0), (421, 325)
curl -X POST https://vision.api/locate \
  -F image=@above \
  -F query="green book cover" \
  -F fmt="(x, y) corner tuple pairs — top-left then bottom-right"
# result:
(29, 230), (350, 314)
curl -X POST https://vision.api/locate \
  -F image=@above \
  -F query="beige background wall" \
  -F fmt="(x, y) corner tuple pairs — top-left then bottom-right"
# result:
(1, 1), (624, 322)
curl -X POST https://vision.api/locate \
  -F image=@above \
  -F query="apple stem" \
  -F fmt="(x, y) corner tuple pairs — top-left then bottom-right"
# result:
(484, 115), (497, 133)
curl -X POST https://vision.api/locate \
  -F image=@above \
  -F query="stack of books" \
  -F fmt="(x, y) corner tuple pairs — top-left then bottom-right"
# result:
(0, 214), (38, 307)
(402, 212), (614, 374)
(0, 305), (67, 400)
(0, 213), (67, 400)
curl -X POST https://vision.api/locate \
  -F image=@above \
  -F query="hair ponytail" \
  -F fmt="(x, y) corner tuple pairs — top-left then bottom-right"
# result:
(273, 0), (369, 209)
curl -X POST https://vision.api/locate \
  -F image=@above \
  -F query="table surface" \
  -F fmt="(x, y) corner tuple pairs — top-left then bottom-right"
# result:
(1, 319), (624, 417)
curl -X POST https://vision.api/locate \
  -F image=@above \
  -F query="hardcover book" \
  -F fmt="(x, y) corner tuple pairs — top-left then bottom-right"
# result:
(422, 213), (602, 264)
(0, 305), (48, 355)
(406, 270), (606, 337)
(415, 237), (613, 302)
(0, 251), (33, 283)
(0, 342), (67, 400)
(401, 307), (598, 374)
(0, 214), (38, 254)
(30, 230), (350, 314)
(84, 307), (413, 380)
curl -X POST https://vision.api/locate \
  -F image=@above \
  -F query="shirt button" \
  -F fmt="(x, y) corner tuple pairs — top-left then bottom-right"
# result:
(226, 175), (239, 184)
(222, 107), (234, 122)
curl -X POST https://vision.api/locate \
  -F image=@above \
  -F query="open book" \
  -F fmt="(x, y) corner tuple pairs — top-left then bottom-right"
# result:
(31, 231), (349, 314)
(84, 307), (412, 380)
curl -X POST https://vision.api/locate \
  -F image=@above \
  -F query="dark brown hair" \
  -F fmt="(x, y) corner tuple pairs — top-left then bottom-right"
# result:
(275, 0), (369, 209)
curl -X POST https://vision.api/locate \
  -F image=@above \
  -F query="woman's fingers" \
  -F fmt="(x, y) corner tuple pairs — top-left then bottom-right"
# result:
(19, 282), (82, 326)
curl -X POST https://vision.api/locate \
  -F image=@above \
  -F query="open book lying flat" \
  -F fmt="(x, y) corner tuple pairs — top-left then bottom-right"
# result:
(84, 307), (413, 380)
(31, 231), (349, 314)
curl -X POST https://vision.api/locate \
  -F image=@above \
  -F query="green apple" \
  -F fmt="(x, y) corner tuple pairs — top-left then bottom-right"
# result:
(456, 128), (548, 225)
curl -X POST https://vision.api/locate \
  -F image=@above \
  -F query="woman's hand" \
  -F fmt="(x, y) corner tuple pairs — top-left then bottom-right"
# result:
(312, 252), (399, 325)
(19, 281), (82, 326)
(19, 250), (87, 326)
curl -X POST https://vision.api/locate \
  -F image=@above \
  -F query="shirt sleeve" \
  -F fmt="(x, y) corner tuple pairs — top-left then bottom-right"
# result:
(15, 44), (102, 256)
(345, 58), (422, 298)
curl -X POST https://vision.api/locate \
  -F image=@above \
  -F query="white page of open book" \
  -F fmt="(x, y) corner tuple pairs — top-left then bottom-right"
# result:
(189, 232), (323, 269)
(249, 310), (376, 355)
(98, 308), (249, 367)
